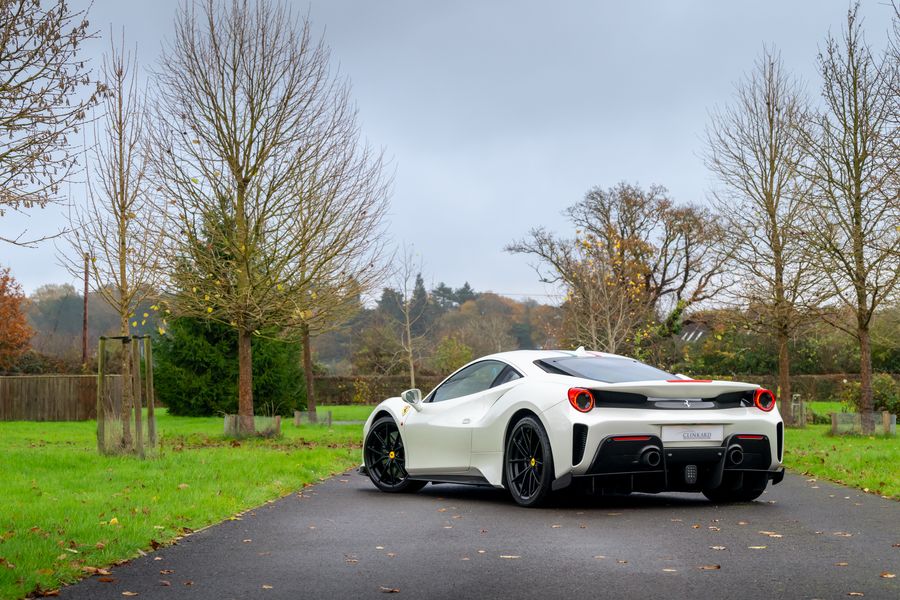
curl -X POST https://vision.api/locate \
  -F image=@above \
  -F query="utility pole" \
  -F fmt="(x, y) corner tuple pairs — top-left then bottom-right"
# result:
(82, 252), (89, 367)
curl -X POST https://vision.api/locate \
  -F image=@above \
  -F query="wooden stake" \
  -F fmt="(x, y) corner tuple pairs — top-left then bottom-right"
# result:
(132, 338), (144, 459)
(144, 337), (156, 448)
(96, 337), (107, 454)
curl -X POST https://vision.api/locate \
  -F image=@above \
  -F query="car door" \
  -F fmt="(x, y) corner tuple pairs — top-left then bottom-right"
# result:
(403, 360), (511, 475)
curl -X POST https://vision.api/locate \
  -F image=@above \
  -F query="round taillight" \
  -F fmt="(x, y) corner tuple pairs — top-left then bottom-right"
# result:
(754, 388), (776, 412)
(568, 387), (595, 412)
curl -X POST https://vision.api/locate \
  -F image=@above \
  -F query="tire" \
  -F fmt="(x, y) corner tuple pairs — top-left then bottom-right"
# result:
(364, 416), (426, 493)
(504, 415), (554, 507)
(703, 471), (768, 503)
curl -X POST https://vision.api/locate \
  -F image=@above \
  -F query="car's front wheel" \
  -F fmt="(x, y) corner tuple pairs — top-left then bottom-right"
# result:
(364, 416), (426, 493)
(504, 415), (554, 507)
(703, 471), (768, 503)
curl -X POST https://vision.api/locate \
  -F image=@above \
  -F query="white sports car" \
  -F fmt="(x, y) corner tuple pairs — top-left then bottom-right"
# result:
(360, 349), (784, 507)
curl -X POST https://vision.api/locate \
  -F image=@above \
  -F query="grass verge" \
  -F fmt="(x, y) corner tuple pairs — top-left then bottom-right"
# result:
(0, 411), (363, 600)
(784, 424), (899, 499)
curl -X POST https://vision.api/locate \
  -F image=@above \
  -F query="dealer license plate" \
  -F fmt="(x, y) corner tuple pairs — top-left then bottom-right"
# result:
(661, 425), (724, 443)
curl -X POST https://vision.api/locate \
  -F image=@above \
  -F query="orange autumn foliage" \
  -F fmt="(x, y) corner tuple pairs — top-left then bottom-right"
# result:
(0, 267), (32, 370)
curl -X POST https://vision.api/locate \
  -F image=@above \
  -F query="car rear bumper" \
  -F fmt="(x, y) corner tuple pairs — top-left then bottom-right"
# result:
(541, 402), (784, 492)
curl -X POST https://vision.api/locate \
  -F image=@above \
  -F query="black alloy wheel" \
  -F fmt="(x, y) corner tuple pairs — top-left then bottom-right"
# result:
(364, 416), (426, 493)
(504, 416), (554, 507)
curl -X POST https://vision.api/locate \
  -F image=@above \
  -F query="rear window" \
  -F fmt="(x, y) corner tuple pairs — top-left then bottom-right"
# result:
(537, 357), (674, 383)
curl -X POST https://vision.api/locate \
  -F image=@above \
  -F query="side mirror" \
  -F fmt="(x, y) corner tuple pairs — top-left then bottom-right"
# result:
(401, 388), (423, 411)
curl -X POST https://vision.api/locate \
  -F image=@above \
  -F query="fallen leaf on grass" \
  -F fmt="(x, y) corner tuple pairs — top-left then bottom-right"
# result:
(177, 483), (189, 490)
(379, 587), (400, 593)
(698, 565), (721, 571)
(881, 572), (896, 579)
(82, 566), (112, 576)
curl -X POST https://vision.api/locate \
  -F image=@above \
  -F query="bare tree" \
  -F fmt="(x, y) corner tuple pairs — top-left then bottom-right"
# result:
(150, 0), (389, 433)
(798, 4), (900, 432)
(0, 0), (97, 246)
(705, 48), (821, 425)
(508, 183), (730, 355)
(381, 246), (430, 389)
(285, 144), (390, 423)
(61, 36), (163, 446)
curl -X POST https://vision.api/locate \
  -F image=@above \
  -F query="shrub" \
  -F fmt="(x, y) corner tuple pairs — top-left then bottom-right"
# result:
(153, 317), (304, 416)
(839, 373), (900, 415)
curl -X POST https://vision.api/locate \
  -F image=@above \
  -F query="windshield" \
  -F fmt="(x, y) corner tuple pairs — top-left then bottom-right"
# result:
(540, 356), (674, 383)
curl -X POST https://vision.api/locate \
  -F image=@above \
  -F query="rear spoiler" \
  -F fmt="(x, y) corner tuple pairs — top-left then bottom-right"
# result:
(587, 380), (759, 399)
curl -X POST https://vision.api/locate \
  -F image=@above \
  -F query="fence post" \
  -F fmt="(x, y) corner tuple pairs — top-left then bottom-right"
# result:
(294, 410), (301, 427)
(96, 338), (107, 454)
(327, 410), (332, 428)
(132, 338), (144, 459)
(144, 337), (156, 448)
(883, 411), (891, 435)
(830, 413), (838, 436)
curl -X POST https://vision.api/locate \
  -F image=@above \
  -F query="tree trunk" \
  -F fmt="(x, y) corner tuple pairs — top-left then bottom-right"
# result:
(302, 324), (317, 424)
(82, 253), (89, 367)
(777, 332), (793, 427)
(858, 327), (875, 434)
(404, 310), (415, 389)
(237, 328), (254, 435)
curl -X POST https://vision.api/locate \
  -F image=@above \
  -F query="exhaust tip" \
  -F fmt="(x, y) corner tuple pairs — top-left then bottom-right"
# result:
(641, 448), (661, 468)
(728, 446), (744, 466)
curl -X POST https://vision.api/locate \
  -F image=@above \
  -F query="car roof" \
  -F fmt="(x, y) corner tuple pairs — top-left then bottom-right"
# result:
(479, 349), (633, 377)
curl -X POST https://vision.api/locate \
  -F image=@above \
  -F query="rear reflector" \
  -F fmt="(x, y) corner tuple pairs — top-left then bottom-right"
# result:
(736, 435), (764, 440)
(611, 435), (651, 442)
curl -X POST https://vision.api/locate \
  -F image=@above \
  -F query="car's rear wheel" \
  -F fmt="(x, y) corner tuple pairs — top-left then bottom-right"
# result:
(504, 416), (554, 507)
(364, 416), (426, 493)
(703, 471), (768, 503)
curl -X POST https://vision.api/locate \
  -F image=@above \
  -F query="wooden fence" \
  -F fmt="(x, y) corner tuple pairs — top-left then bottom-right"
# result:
(0, 375), (122, 422)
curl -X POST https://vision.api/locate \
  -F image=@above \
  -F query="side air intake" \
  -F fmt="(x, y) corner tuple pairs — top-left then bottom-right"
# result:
(572, 424), (588, 465)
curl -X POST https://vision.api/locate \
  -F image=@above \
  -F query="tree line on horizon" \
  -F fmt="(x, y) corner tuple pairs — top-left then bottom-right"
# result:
(0, 2), (898, 432)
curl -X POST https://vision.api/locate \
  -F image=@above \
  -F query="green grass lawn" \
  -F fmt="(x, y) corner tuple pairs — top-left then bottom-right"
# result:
(0, 411), (364, 600)
(807, 400), (846, 417)
(784, 424), (899, 499)
(316, 404), (376, 421)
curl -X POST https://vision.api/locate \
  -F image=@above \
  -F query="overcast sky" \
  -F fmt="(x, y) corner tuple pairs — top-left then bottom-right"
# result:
(1, 0), (893, 300)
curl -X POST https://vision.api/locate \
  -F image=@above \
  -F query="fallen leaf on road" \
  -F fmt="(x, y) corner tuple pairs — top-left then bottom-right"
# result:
(375, 546), (384, 550)
(500, 555), (521, 559)
(768, 534), (783, 538)
(663, 568), (677, 572)
(551, 524), (561, 528)
(881, 572), (896, 579)
(477, 550), (486, 554)
(617, 560), (628, 564)
(709, 546), (726, 551)
(386, 553), (396, 558)
(159, 569), (175, 575)
(708, 526), (720, 531)
(670, 518), (682, 522)
(243, 539), (251, 543)
(160, 581), (170, 587)
(748, 546), (767, 550)
(758, 531), (776, 535)
(122, 593), (139, 597)
(834, 532), (853, 537)
(606, 513), (622, 516)
(847, 593), (864, 597)
(593, 555), (606, 559)
(460, 557), (469, 561)
(698, 565), (721, 571)
(692, 524), (701, 529)
(379, 587), (400, 594)
(98, 578), (115, 583)
(579, 524), (586, 529)
(737, 521), (749, 525)
(834, 562), (849, 567)
(262, 585), (273, 589)
(153, 556), (162, 561)
(437, 508), (447, 512)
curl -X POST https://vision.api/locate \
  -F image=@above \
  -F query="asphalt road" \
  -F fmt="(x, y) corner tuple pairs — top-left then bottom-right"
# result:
(60, 473), (899, 600)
